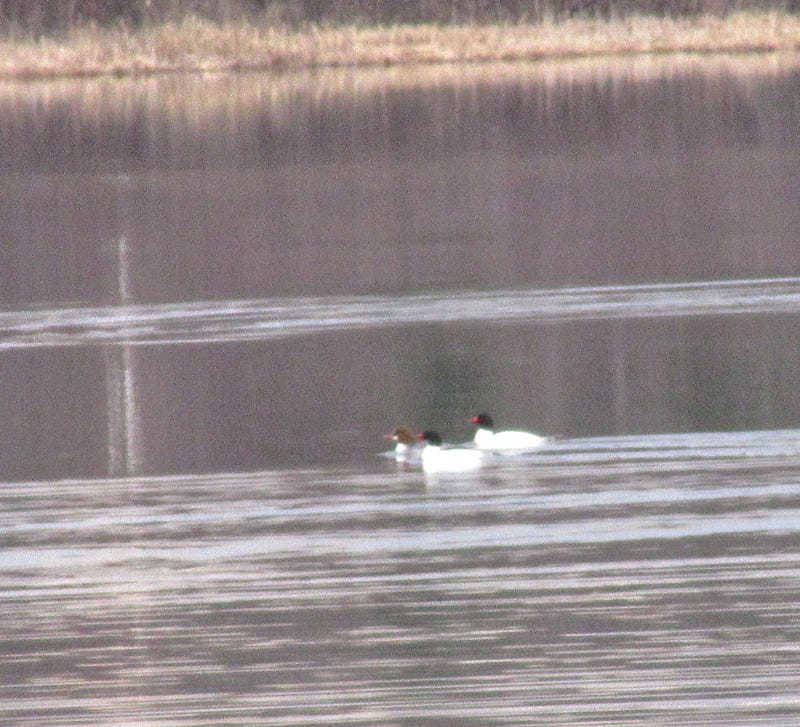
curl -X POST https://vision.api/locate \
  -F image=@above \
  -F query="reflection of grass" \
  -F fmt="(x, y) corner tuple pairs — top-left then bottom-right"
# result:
(0, 54), (791, 132)
(2, 12), (800, 80)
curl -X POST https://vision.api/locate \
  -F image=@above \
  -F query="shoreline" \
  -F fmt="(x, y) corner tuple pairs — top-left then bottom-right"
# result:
(1, 11), (800, 81)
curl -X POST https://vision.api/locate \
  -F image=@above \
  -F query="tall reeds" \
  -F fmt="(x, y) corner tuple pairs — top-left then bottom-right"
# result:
(1, 7), (800, 79)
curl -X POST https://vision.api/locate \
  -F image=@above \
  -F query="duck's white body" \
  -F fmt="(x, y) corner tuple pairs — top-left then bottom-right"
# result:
(419, 431), (484, 472)
(471, 414), (549, 452)
(473, 427), (549, 451)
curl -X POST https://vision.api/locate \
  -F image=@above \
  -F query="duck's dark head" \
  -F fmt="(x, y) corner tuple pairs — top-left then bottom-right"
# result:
(470, 414), (494, 428)
(418, 430), (442, 446)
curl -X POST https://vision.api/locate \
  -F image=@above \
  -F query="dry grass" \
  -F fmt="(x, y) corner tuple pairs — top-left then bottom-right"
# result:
(2, 12), (800, 79)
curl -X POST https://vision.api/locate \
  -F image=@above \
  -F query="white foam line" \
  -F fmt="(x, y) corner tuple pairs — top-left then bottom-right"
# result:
(2, 276), (800, 348)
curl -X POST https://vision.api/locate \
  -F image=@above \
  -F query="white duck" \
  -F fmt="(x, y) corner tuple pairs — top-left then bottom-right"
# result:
(470, 413), (550, 452)
(418, 430), (485, 472)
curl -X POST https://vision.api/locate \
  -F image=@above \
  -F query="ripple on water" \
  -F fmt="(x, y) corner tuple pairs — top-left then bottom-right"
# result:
(2, 429), (800, 725)
(3, 276), (800, 347)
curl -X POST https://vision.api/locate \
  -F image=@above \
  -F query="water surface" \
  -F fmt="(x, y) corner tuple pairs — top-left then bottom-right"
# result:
(3, 432), (800, 725)
(2, 55), (800, 724)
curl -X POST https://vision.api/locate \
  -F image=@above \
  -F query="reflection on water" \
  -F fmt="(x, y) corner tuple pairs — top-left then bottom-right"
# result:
(3, 55), (800, 724)
(1, 56), (800, 477)
(3, 57), (800, 308)
(3, 288), (800, 478)
(3, 433), (800, 725)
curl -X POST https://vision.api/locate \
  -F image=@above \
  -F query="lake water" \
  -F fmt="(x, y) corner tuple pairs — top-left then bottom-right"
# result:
(2, 55), (800, 724)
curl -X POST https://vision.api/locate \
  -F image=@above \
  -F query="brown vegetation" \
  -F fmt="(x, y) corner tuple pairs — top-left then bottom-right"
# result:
(1, 5), (800, 79)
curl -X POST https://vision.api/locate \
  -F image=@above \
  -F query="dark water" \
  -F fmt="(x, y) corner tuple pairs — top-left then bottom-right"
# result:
(2, 56), (800, 724)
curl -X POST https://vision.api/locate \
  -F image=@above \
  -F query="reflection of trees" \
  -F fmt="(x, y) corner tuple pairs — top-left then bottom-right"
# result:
(105, 175), (141, 477)
(5, 1), (796, 35)
(535, 316), (800, 439)
(667, 318), (800, 433)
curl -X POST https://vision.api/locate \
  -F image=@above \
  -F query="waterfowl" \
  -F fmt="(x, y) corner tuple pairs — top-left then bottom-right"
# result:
(470, 413), (550, 452)
(418, 430), (485, 472)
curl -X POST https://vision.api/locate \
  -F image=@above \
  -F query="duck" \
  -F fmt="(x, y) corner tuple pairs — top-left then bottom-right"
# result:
(417, 430), (485, 472)
(383, 426), (421, 460)
(470, 413), (549, 452)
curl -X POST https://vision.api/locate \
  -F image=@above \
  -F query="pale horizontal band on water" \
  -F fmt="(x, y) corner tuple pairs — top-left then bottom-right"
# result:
(2, 276), (800, 348)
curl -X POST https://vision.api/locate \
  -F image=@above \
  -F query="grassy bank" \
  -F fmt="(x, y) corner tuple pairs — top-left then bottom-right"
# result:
(2, 11), (800, 80)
